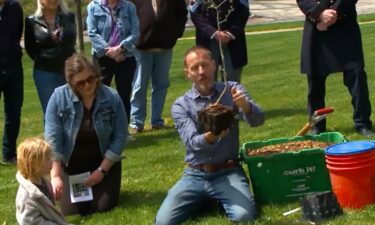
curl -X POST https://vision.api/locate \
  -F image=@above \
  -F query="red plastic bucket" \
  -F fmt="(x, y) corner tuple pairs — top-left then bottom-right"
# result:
(325, 157), (375, 167)
(326, 149), (375, 162)
(325, 141), (375, 209)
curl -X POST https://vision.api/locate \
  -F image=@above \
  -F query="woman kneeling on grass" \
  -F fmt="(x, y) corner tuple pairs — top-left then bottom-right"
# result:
(45, 53), (128, 216)
(16, 138), (68, 225)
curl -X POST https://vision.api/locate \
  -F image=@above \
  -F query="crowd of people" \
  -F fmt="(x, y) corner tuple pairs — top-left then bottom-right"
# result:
(0, 0), (373, 224)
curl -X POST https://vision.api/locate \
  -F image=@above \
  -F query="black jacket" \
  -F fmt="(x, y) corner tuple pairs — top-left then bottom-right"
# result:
(24, 12), (76, 74)
(0, 0), (23, 68)
(298, 0), (364, 76)
(129, 0), (187, 50)
(190, 0), (249, 69)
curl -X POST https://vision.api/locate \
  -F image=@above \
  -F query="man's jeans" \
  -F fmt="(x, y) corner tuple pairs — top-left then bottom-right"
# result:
(0, 62), (23, 161)
(130, 49), (172, 130)
(33, 69), (66, 114)
(155, 166), (257, 225)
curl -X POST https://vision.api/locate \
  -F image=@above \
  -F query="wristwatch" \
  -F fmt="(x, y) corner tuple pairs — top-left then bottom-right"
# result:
(97, 167), (108, 176)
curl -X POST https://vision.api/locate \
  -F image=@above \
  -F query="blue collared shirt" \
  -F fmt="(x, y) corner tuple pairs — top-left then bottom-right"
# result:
(172, 81), (264, 165)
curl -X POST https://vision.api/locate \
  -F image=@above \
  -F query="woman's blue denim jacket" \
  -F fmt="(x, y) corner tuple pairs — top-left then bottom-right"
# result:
(87, 0), (139, 57)
(45, 84), (128, 166)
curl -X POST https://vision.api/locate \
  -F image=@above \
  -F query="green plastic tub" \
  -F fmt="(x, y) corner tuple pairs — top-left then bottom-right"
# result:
(241, 132), (346, 204)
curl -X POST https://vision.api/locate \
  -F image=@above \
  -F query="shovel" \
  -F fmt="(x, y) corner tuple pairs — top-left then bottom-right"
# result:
(296, 107), (335, 136)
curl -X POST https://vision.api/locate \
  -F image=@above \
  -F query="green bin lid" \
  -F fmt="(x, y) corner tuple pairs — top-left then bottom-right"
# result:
(325, 141), (375, 155)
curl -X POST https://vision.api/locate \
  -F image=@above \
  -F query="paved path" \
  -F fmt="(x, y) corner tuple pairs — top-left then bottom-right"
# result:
(249, 0), (375, 24)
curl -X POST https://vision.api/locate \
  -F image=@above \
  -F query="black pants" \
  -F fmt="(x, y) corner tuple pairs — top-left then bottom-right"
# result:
(60, 162), (122, 216)
(307, 66), (372, 132)
(93, 55), (136, 124)
(0, 61), (23, 161)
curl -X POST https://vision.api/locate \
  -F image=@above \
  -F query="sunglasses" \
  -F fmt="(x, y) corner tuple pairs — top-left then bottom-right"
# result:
(73, 76), (97, 89)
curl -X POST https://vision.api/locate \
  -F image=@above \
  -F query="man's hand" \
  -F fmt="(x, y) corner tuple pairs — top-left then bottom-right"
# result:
(214, 31), (232, 45)
(231, 86), (251, 114)
(316, 22), (329, 31)
(320, 9), (337, 24)
(204, 129), (229, 144)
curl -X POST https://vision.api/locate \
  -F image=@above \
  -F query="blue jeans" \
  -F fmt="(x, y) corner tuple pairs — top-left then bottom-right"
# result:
(0, 62), (23, 161)
(209, 41), (242, 82)
(155, 166), (257, 225)
(33, 69), (66, 114)
(130, 49), (172, 130)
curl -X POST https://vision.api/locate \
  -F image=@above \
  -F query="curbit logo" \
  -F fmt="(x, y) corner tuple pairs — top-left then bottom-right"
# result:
(283, 166), (316, 176)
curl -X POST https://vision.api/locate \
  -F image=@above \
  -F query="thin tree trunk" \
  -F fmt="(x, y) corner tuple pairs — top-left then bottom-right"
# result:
(74, 0), (85, 53)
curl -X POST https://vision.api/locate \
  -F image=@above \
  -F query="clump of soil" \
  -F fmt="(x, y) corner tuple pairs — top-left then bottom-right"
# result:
(247, 140), (332, 156)
(198, 104), (234, 136)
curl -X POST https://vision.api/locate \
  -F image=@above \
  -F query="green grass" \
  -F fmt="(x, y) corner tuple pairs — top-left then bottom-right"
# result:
(2, 22), (375, 225)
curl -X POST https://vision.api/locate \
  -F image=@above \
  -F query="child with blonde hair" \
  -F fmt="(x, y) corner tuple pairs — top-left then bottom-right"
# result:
(16, 138), (68, 225)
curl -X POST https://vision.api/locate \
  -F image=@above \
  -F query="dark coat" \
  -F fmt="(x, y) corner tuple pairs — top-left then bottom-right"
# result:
(297, 0), (364, 76)
(0, 0), (23, 68)
(129, 0), (187, 50)
(190, 0), (249, 69)
(24, 12), (76, 74)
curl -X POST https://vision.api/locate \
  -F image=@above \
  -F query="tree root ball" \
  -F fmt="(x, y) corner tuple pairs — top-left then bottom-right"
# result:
(198, 104), (235, 135)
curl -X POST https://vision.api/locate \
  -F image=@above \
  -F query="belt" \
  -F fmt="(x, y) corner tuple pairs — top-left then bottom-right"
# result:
(187, 160), (239, 173)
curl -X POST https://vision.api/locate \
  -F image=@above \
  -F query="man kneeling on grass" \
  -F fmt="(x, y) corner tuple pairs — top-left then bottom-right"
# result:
(154, 46), (265, 225)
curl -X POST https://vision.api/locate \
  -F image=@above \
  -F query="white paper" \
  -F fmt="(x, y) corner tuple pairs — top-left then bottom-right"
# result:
(68, 172), (93, 203)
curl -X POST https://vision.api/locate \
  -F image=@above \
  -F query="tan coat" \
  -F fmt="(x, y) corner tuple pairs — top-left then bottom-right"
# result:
(15, 172), (68, 225)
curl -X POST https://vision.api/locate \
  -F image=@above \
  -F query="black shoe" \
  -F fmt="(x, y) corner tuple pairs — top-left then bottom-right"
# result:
(1, 157), (17, 165)
(357, 128), (375, 138)
(310, 127), (325, 135)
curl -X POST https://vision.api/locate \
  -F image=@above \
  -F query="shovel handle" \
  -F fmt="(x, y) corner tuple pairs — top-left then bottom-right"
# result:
(314, 107), (334, 116)
(296, 123), (311, 136)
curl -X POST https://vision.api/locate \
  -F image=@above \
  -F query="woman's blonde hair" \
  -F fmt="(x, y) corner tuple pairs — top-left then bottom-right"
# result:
(17, 138), (52, 181)
(34, 0), (69, 17)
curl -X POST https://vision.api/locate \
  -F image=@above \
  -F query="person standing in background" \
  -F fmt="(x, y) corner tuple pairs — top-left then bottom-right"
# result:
(24, 0), (76, 114)
(87, 0), (139, 127)
(128, 0), (188, 134)
(190, 0), (250, 82)
(0, 0), (23, 164)
(297, 0), (373, 137)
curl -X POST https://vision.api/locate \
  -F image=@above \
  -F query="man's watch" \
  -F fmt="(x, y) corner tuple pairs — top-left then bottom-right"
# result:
(97, 167), (108, 176)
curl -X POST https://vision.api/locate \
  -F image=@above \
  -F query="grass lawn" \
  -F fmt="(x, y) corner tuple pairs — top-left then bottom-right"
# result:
(1, 19), (375, 224)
